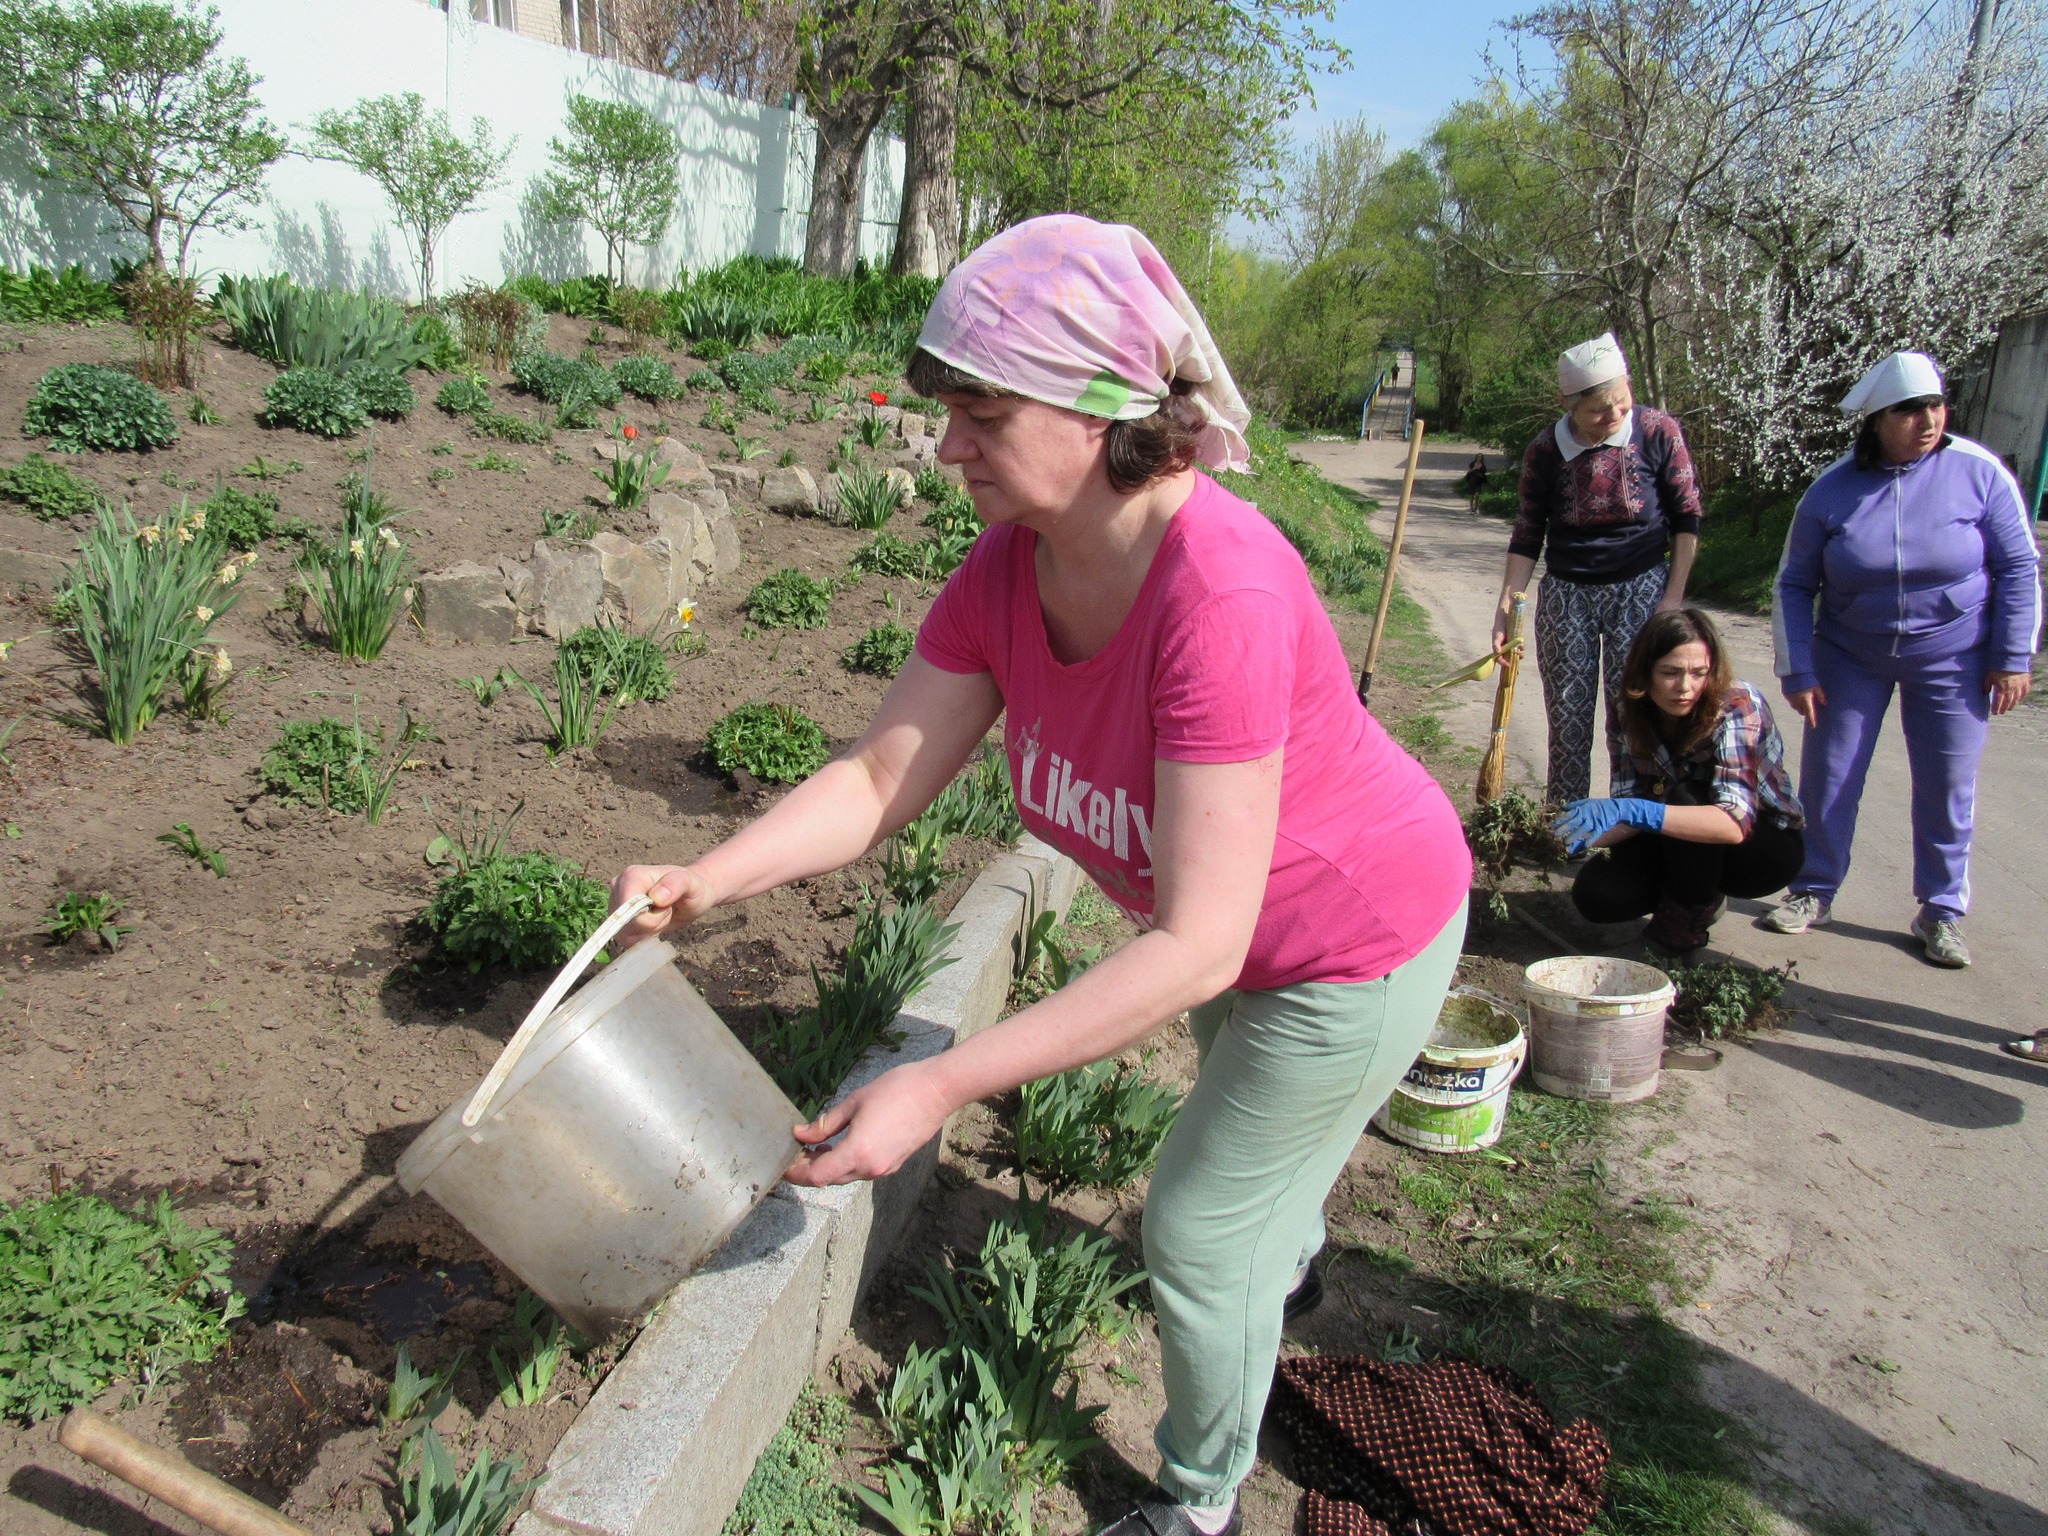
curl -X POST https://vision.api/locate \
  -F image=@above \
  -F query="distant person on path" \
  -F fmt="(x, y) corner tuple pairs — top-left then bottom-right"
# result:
(1558, 610), (1804, 956)
(609, 215), (1471, 1536)
(1457, 452), (1490, 511)
(1490, 332), (1704, 805)
(1765, 351), (2040, 968)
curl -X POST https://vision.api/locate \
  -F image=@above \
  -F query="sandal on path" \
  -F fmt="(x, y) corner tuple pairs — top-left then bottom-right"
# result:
(2001, 1032), (2048, 1063)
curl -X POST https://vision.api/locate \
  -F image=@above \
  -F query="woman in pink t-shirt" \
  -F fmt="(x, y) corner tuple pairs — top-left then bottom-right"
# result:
(612, 216), (1469, 1536)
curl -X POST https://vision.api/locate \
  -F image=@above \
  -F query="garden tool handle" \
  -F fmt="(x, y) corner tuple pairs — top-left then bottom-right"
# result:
(60, 1410), (315, 1536)
(462, 893), (652, 1128)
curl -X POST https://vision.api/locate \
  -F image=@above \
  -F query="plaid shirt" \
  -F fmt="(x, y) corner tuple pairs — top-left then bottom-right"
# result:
(1610, 682), (1803, 835)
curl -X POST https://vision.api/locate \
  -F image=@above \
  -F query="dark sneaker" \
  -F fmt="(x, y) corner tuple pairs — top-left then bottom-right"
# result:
(1645, 897), (1717, 956)
(1911, 912), (1971, 968)
(1094, 1491), (1242, 1536)
(1283, 1257), (1324, 1324)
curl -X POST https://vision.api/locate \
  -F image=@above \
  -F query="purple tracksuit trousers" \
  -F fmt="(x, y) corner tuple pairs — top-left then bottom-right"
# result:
(1792, 634), (1989, 919)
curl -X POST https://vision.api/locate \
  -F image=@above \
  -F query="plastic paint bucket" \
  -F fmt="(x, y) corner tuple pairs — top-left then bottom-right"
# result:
(1521, 955), (1675, 1103)
(1373, 988), (1526, 1154)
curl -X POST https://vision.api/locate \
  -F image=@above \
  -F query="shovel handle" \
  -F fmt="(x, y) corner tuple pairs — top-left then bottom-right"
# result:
(60, 1411), (314, 1536)
(462, 893), (652, 1128)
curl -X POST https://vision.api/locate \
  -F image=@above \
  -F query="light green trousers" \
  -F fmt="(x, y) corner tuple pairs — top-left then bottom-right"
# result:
(1146, 901), (1467, 1508)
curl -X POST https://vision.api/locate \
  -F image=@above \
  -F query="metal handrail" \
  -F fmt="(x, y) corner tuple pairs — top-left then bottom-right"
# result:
(1358, 364), (1391, 439)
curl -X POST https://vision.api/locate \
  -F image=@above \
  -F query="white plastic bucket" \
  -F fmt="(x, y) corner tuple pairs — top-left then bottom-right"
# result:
(1521, 955), (1674, 1103)
(1373, 988), (1526, 1154)
(398, 898), (801, 1337)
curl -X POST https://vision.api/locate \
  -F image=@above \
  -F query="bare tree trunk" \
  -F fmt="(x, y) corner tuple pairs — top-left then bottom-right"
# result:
(802, 11), (899, 277)
(891, 48), (960, 277)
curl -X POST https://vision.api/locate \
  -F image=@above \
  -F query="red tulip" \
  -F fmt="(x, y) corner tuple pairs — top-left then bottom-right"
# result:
(622, 423), (639, 440)
(868, 391), (888, 406)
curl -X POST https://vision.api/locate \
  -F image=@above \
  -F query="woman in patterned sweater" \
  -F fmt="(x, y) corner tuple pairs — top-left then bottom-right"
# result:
(1556, 609), (1805, 956)
(1489, 332), (1704, 804)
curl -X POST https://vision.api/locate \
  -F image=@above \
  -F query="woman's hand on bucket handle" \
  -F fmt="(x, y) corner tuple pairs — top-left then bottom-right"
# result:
(610, 864), (717, 948)
(1784, 686), (1825, 728)
(1988, 670), (2032, 716)
(783, 1061), (954, 1187)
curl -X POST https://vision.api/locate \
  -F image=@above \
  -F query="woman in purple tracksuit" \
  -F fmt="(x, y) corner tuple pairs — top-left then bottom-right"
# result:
(1767, 351), (2040, 968)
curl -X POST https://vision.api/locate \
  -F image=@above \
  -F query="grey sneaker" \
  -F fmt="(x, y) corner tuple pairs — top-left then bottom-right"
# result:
(1911, 912), (1971, 968)
(1764, 893), (1832, 934)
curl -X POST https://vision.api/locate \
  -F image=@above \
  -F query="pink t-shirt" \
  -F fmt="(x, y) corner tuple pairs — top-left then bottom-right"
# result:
(916, 471), (1471, 990)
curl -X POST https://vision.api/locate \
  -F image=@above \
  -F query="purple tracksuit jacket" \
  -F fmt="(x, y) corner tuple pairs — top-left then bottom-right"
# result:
(1772, 433), (2041, 916)
(1773, 434), (2040, 691)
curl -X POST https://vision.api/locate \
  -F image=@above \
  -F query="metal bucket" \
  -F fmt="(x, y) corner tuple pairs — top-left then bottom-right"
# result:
(398, 898), (800, 1337)
(1521, 955), (1674, 1103)
(1373, 988), (1526, 1154)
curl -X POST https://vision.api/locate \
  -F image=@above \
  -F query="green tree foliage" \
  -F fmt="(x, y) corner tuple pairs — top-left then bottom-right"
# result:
(307, 92), (512, 301)
(0, 0), (284, 275)
(530, 94), (683, 282)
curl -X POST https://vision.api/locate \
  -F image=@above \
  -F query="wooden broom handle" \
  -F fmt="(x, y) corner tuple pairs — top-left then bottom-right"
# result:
(1358, 421), (1426, 705)
(59, 1410), (315, 1536)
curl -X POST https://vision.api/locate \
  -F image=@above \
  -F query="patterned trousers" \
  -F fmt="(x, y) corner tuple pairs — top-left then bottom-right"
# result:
(1534, 565), (1667, 805)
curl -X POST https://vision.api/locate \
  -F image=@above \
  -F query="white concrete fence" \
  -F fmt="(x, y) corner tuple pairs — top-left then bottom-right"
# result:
(0, 0), (905, 297)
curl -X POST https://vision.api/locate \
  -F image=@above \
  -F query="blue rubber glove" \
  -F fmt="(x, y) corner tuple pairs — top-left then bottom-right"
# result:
(1553, 797), (1666, 856)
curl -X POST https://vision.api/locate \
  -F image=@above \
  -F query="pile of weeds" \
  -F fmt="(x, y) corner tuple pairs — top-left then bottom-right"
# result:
(1465, 789), (1565, 879)
(1349, 1090), (1772, 1535)
(1668, 960), (1792, 1039)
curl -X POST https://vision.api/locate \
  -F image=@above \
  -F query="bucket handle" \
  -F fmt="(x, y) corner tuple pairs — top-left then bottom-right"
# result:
(461, 894), (652, 1129)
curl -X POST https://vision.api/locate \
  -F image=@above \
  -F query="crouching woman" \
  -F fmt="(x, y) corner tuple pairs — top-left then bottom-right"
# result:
(1557, 609), (1804, 955)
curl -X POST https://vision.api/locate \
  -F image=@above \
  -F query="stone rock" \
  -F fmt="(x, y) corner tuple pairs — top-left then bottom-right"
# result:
(0, 547), (70, 589)
(415, 562), (519, 645)
(898, 411), (929, 441)
(651, 437), (713, 487)
(694, 485), (731, 517)
(589, 531), (670, 630)
(528, 538), (603, 639)
(899, 434), (938, 469)
(488, 554), (532, 610)
(761, 465), (820, 516)
(709, 463), (761, 491)
(709, 510), (742, 577)
(873, 404), (903, 428)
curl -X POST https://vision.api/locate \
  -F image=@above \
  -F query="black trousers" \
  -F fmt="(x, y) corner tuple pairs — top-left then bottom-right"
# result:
(1571, 822), (1807, 923)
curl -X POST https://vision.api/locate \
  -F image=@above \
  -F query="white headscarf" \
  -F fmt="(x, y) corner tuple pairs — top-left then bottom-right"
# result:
(1558, 333), (1628, 395)
(1838, 352), (1944, 416)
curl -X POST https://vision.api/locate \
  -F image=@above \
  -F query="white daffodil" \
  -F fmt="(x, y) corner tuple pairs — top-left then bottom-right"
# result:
(193, 605), (214, 624)
(349, 538), (366, 559)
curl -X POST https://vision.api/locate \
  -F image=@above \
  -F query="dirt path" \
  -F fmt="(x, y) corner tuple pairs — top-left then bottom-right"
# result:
(1293, 426), (2048, 1535)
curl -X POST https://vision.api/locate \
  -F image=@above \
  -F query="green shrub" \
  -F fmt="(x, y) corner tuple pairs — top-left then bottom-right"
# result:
(0, 1191), (243, 1423)
(511, 350), (621, 409)
(413, 311), (464, 371)
(1017, 1056), (1183, 1189)
(560, 624), (675, 702)
(0, 264), (124, 325)
(801, 350), (848, 386)
(260, 715), (385, 815)
(707, 701), (828, 783)
(66, 504), (242, 744)
(849, 532), (929, 579)
(213, 274), (430, 372)
(0, 455), (102, 520)
(744, 567), (833, 629)
(472, 408), (553, 444)
(1669, 960), (1792, 1039)
(422, 849), (610, 971)
(723, 1385), (858, 1536)
(442, 284), (546, 369)
(685, 367), (724, 391)
(344, 363), (416, 420)
(1690, 482), (1800, 614)
(23, 364), (178, 453)
(913, 467), (954, 503)
(842, 621), (915, 676)
(198, 483), (278, 549)
(436, 374), (492, 416)
(611, 353), (682, 401)
(261, 367), (367, 438)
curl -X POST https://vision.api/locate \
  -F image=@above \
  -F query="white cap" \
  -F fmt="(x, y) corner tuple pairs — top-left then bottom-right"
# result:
(1839, 351), (1944, 417)
(1558, 332), (1628, 395)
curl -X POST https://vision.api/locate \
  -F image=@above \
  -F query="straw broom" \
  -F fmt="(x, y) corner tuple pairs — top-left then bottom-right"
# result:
(1476, 591), (1526, 805)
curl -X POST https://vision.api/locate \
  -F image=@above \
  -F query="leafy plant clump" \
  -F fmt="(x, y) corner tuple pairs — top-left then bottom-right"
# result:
(197, 483), (278, 549)
(436, 375), (492, 416)
(744, 567), (833, 629)
(707, 701), (828, 784)
(47, 891), (133, 949)
(396, 1424), (540, 1536)
(298, 509), (410, 661)
(0, 1191), (244, 1423)
(834, 461), (902, 530)
(421, 849), (610, 972)
(511, 350), (622, 410)
(610, 353), (682, 401)
(0, 455), (102, 520)
(843, 621), (915, 677)
(510, 648), (619, 755)
(441, 284), (546, 370)
(723, 1384), (859, 1536)
(592, 442), (671, 509)
(0, 264), (125, 325)
(849, 533), (931, 580)
(23, 364), (178, 453)
(1464, 789), (1564, 880)
(1669, 960), (1792, 1039)
(1017, 1057), (1183, 1189)
(559, 624), (675, 702)
(345, 363), (416, 420)
(491, 1289), (579, 1407)
(262, 367), (368, 438)
(213, 275), (430, 372)
(259, 711), (434, 822)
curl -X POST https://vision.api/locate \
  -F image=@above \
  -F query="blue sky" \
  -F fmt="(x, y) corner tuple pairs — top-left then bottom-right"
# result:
(1229, 0), (1532, 246)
